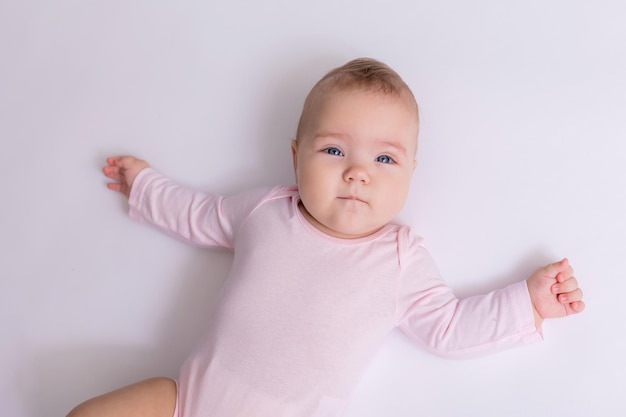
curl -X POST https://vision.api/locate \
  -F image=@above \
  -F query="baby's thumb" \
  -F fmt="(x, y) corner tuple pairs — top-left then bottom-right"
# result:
(544, 258), (569, 277)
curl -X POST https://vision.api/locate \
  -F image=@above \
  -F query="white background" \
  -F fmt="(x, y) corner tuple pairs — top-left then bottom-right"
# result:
(1, 1), (624, 416)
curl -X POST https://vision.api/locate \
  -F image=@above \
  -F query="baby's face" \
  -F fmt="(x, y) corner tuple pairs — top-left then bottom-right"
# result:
(292, 89), (418, 239)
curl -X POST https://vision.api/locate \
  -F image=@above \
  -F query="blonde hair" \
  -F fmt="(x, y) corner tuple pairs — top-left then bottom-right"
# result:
(295, 58), (419, 141)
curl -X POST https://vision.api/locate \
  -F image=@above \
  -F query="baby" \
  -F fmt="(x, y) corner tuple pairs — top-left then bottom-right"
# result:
(69, 58), (584, 417)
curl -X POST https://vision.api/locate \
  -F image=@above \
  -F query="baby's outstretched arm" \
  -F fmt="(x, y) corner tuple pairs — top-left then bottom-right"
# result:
(527, 258), (585, 327)
(103, 156), (150, 197)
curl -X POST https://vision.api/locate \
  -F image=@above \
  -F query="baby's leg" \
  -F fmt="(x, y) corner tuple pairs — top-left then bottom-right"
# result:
(66, 377), (177, 417)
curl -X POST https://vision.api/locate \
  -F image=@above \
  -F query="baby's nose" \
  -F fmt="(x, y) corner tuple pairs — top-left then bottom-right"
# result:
(343, 165), (370, 183)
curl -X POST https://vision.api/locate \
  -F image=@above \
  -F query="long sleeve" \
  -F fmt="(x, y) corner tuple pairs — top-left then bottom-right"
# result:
(128, 168), (276, 249)
(395, 231), (543, 358)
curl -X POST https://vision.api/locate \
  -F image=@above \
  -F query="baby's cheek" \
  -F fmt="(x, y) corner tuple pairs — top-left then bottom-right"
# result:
(387, 190), (409, 215)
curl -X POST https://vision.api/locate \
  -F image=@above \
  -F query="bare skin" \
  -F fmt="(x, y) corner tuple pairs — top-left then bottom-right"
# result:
(527, 257), (585, 327)
(103, 156), (150, 197)
(67, 377), (176, 417)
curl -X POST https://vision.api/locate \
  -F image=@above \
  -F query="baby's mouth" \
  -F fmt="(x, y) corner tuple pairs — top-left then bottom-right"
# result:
(338, 195), (366, 203)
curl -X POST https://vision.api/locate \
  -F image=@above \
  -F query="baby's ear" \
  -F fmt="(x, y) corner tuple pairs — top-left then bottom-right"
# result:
(291, 139), (299, 181)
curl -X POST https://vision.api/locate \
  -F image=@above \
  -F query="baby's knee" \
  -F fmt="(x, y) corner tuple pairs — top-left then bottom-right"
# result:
(66, 377), (177, 417)
(66, 396), (106, 417)
(66, 401), (91, 417)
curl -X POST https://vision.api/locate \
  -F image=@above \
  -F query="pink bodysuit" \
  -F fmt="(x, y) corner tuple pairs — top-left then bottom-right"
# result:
(129, 168), (543, 417)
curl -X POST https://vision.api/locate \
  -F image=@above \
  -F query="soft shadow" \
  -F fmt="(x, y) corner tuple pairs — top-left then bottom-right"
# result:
(212, 49), (351, 192)
(19, 344), (170, 417)
(256, 51), (351, 186)
(20, 249), (232, 417)
(154, 248), (233, 362)
(452, 248), (555, 298)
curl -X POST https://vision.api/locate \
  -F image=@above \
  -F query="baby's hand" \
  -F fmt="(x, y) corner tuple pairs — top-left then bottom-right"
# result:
(103, 156), (150, 198)
(526, 258), (585, 326)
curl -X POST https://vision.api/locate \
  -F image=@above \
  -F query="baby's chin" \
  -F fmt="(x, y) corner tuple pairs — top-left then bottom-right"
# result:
(299, 201), (389, 239)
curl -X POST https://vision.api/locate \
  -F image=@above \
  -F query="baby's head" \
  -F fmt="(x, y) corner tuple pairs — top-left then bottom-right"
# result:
(292, 58), (420, 239)
(295, 58), (419, 144)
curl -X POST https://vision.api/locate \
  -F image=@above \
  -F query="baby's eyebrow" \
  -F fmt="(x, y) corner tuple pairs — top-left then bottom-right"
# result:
(313, 132), (349, 141)
(378, 140), (408, 156)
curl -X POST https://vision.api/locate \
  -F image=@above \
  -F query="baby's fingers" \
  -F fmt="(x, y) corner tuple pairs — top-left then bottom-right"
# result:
(106, 182), (128, 193)
(555, 263), (574, 283)
(552, 276), (579, 295)
(103, 164), (125, 182)
(106, 155), (135, 168)
(569, 300), (586, 314)
(103, 155), (148, 198)
(558, 288), (584, 304)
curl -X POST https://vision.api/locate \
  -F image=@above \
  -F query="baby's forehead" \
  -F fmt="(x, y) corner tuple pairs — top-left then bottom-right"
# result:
(307, 88), (419, 155)
(296, 82), (420, 148)
(316, 86), (418, 117)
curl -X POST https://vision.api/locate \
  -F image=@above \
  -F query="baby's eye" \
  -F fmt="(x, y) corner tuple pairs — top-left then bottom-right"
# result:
(376, 155), (394, 164)
(324, 147), (343, 157)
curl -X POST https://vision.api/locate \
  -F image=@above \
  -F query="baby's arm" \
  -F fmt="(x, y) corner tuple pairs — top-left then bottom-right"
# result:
(102, 155), (275, 248)
(398, 244), (585, 357)
(103, 156), (150, 198)
(527, 258), (585, 327)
